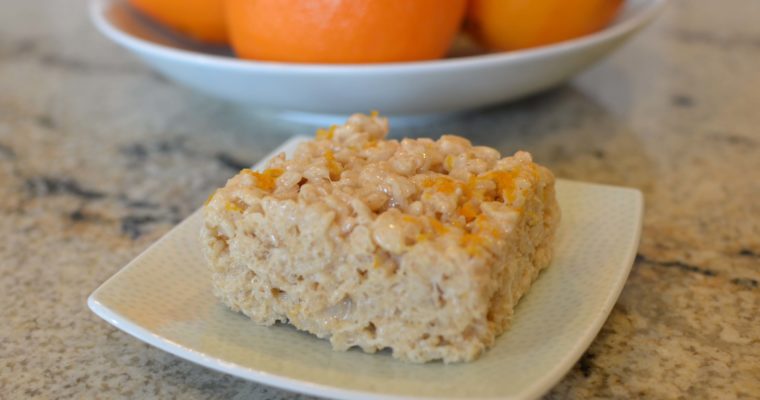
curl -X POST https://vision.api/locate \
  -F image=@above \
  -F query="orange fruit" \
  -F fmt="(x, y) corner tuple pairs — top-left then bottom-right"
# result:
(129, 0), (228, 45)
(225, 0), (468, 63)
(466, 0), (624, 51)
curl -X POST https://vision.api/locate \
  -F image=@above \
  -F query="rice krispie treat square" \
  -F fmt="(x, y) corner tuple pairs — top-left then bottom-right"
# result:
(202, 113), (560, 363)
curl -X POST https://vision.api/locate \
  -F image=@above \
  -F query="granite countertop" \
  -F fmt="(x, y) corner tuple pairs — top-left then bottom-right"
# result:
(1, 0), (758, 398)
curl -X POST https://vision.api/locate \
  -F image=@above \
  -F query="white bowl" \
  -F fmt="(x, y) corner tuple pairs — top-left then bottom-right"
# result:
(90, 0), (664, 116)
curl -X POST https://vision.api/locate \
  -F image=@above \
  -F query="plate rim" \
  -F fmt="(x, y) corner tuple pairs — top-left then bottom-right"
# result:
(89, 0), (667, 75)
(88, 136), (643, 400)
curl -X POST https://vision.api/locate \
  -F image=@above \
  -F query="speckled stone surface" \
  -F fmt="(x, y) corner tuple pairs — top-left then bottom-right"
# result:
(0, 0), (758, 399)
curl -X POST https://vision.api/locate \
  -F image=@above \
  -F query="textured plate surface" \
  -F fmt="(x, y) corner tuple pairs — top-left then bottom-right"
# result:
(89, 136), (643, 400)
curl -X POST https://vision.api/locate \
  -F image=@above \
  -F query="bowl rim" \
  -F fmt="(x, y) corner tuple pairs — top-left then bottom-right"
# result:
(90, 0), (666, 75)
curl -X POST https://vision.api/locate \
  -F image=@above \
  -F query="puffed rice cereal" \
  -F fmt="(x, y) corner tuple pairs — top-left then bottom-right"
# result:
(201, 113), (560, 363)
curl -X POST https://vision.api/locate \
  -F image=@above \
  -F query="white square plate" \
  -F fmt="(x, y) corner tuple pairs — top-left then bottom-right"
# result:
(89, 136), (643, 400)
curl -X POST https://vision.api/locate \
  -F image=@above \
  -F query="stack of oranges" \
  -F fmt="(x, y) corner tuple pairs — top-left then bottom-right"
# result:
(130, 0), (623, 63)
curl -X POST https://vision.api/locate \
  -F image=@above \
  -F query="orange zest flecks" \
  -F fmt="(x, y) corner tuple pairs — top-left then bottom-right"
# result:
(474, 214), (501, 238)
(225, 200), (245, 212)
(372, 252), (390, 269)
(403, 214), (455, 244)
(485, 170), (519, 202)
(460, 233), (486, 256)
(428, 218), (448, 235)
(415, 164), (533, 250)
(401, 214), (427, 242)
(204, 189), (218, 206)
(242, 168), (284, 191)
(316, 124), (336, 140)
(402, 214), (418, 224)
(323, 150), (342, 180)
(458, 201), (479, 222)
(422, 176), (461, 195)
(444, 154), (455, 171)
(363, 139), (379, 149)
